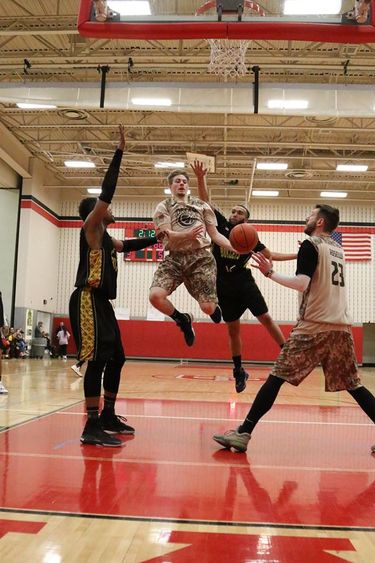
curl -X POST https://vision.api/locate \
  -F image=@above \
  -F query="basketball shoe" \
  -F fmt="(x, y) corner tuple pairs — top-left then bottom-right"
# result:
(80, 419), (122, 447)
(99, 412), (135, 434)
(0, 381), (8, 394)
(233, 367), (249, 393)
(213, 428), (251, 453)
(71, 364), (83, 377)
(176, 313), (195, 346)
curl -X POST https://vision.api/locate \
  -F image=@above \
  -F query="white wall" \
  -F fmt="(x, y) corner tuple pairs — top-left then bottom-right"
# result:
(15, 207), (60, 313)
(0, 188), (19, 323)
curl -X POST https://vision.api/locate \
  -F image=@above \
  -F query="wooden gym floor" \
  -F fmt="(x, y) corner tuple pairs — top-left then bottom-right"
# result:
(0, 357), (374, 562)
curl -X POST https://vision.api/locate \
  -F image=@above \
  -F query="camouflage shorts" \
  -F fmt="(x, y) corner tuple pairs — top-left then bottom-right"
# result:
(150, 248), (218, 304)
(272, 330), (361, 392)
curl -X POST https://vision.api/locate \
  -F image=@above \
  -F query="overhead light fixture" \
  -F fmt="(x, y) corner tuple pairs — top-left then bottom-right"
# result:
(131, 97), (172, 107)
(267, 100), (309, 110)
(64, 160), (96, 168)
(283, 0), (341, 15)
(257, 163), (288, 171)
(164, 188), (191, 195)
(108, 1), (151, 16)
(155, 162), (185, 169)
(252, 190), (280, 197)
(336, 164), (368, 172)
(320, 191), (348, 198)
(87, 188), (101, 194)
(17, 102), (57, 109)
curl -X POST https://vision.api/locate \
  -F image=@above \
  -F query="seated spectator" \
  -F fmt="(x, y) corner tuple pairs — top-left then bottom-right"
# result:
(14, 329), (28, 358)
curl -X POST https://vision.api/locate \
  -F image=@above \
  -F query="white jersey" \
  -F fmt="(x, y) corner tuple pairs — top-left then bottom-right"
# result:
(295, 235), (352, 334)
(153, 196), (217, 252)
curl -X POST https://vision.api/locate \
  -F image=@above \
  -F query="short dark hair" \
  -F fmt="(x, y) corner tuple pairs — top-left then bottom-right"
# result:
(315, 204), (340, 233)
(78, 197), (97, 220)
(167, 169), (189, 185)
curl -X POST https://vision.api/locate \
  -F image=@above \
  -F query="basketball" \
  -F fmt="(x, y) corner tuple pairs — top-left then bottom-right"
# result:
(229, 223), (259, 254)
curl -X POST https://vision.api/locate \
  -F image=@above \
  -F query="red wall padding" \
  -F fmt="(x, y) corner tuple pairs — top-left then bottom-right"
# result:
(53, 317), (363, 363)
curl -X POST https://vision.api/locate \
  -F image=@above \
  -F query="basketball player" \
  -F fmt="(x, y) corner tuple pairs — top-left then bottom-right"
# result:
(150, 169), (237, 347)
(192, 161), (296, 392)
(69, 125), (160, 447)
(342, 0), (371, 23)
(213, 204), (375, 453)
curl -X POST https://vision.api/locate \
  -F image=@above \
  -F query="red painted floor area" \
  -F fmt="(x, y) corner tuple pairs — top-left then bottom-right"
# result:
(0, 399), (374, 527)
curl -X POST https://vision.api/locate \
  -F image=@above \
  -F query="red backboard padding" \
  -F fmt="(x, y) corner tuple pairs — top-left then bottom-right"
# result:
(78, 0), (375, 43)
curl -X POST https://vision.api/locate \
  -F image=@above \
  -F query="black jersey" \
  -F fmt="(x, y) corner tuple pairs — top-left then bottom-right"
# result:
(213, 209), (265, 275)
(74, 229), (118, 299)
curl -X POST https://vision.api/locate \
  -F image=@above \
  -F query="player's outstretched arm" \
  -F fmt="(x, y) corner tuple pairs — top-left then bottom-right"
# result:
(270, 251), (298, 261)
(86, 124), (125, 228)
(112, 235), (159, 253)
(207, 224), (237, 253)
(191, 160), (210, 203)
(252, 252), (310, 292)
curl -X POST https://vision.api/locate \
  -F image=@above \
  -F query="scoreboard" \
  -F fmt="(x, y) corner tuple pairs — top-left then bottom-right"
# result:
(123, 222), (164, 262)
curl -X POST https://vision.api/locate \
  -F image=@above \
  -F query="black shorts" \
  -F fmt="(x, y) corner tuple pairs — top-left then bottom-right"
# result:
(69, 288), (125, 363)
(217, 270), (268, 323)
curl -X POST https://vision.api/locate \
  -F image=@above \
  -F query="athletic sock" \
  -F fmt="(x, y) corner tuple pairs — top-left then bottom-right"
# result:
(210, 305), (222, 324)
(102, 395), (116, 415)
(348, 386), (375, 423)
(87, 406), (99, 421)
(232, 355), (242, 371)
(170, 309), (186, 323)
(238, 375), (285, 434)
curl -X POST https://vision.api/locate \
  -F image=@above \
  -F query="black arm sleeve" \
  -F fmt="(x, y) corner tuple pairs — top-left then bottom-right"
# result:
(122, 237), (158, 252)
(296, 240), (318, 278)
(98, 148), (123, 204)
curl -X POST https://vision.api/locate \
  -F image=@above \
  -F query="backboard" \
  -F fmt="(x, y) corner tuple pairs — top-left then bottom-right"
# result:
(78, 1), (375, 43)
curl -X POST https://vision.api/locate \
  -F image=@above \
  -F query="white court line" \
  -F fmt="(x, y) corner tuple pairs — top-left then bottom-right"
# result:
(0, 451), (374, 473)
(55, 412), (374, 426)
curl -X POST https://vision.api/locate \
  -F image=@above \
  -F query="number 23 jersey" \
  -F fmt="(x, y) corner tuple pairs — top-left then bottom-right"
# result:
(296, 236), (352, 331)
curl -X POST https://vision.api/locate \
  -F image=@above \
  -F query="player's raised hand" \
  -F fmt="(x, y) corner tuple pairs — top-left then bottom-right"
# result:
(190, 159), (207, 178)
(251, 252), (273, 275)
(118, 124), (125, 151)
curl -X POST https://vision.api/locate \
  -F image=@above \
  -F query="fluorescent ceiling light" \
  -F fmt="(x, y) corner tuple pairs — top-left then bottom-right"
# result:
(336, 164), (368, 172)
(131, 97), (172, 107)
(108, 1), (151, 16)
(283, 0), (341, 15)
(268, 100), (309, 110)
(17, 102), (57, 109)
(164, 188), (191, 195)
(320, 191), (348, 198)
(252, 190), (280, 197)
(87, 188), (101, 194)
(257, 163), (288, 171)
(155, 162), (185, 169)
(64, 160), (96, 168)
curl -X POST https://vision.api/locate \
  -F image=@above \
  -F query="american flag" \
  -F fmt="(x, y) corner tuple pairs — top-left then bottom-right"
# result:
(331, 232), (372, 262)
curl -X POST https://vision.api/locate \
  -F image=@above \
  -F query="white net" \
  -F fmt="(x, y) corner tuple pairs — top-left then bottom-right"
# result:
(207, 38), (250, 78)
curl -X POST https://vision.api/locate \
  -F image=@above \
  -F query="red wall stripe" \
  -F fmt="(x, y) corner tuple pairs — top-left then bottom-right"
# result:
(21, 198), (375, 234)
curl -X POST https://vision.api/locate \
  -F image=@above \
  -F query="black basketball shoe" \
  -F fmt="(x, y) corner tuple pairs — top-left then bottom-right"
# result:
(99, 412), (135, 434)
(176, 313), (195, 346)
(80, 419), (123, 447)
(233, 367), (249, 393)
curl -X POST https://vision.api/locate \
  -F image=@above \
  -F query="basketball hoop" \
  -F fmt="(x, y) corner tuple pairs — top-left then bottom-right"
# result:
(196, 1), (265, 79)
